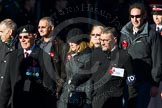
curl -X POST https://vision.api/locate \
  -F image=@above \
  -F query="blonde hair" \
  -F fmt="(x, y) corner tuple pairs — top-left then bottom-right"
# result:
(89, 25), (104, 48)
(91, 25), (104, 33)
(89, 40), (94, 48)
(68, 41), (89, 53)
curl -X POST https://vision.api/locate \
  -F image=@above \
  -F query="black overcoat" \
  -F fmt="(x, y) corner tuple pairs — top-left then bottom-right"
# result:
(0, 46), (57, 108)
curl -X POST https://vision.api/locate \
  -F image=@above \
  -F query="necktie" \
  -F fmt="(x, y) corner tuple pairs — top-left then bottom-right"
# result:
(25, 52), (29, 58)
(157, 27), (160, 32)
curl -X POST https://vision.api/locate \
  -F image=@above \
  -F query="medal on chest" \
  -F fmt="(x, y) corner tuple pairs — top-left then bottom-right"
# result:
(24, 59), (40, 92)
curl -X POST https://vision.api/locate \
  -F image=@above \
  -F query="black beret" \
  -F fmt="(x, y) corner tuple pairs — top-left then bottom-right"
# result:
(68, 34), (89, 43)
(67, 28), (83, 40)
(67, 28), (89, 43)
(17, 24), (36, 34)
(150, 4), (162, 15)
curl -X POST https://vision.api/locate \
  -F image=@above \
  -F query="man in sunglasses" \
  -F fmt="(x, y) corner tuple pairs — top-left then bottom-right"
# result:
(119, 3), (162, 108)
(0, 24), (59, 108)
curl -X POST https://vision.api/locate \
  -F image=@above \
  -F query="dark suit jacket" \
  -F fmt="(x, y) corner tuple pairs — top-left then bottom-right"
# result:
(91, 47), (137, 108)
(0, 41), (15, 93)
(150, 24), (162, 36)
(150, 24), (156, 31)
(0, 46), (57, 108)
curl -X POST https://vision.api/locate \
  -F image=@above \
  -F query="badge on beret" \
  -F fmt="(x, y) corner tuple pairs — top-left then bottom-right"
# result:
(22, 28), (27, 32)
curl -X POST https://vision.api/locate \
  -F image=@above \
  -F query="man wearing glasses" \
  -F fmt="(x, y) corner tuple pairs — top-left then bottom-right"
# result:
(91, 27), (137, 108)
(0, 24), (59, 108)
(119, 3), (162, 108)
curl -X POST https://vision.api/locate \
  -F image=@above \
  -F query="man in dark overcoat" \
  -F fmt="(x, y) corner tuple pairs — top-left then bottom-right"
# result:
(0, 19), (17, 93)
(92, 27), (137, 108)
(0, 24), (59, 108)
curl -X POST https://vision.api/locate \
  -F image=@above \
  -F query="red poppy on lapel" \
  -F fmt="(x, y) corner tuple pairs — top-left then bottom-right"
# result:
(108, 68), (114, 74)
(122, 40), (128, 49)
(50, 52), (55, 57)
(66, 54), (71, 60)
(160, 31), (162, 36)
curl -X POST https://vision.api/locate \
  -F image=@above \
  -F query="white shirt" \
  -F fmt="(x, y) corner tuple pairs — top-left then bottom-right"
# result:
(156, 25), (162, 31)
(133, 28), (138, 35)
(24, 49), (32, 58)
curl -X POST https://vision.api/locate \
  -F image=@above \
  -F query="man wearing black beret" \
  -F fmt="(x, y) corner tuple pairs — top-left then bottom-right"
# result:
(0, 24), (59, 108)
(17, 24), (36, 34)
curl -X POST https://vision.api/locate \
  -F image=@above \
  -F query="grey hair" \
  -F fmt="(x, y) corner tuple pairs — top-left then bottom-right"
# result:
(40, 17), (55, 26)
(0, 18), (17, 36)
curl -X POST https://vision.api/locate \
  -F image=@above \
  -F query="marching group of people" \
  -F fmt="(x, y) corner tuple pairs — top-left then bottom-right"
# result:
(0, 2), (162, 108)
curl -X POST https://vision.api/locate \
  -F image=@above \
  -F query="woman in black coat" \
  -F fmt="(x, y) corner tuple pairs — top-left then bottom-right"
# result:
(58, 30), (93, 108)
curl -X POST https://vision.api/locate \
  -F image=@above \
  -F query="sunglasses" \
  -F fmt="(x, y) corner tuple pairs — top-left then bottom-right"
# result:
(19, 35), (31, 39)
(130, 15), (142, 18)
(90, 34), (101, 37)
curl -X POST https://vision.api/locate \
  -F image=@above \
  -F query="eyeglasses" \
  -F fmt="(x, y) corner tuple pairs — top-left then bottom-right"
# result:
(19, 35), (31, 39)
(100, 39), (112, 42)
(90, 34), (101, 37)
(130, 14), (142, 18)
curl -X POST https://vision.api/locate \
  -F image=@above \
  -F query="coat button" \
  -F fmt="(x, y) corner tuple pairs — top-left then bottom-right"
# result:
(3, 60), (6, 63)
(1, 76), (4, 79)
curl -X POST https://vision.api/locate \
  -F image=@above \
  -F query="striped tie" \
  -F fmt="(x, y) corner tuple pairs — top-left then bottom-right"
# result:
(25, 52), (29, 58)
